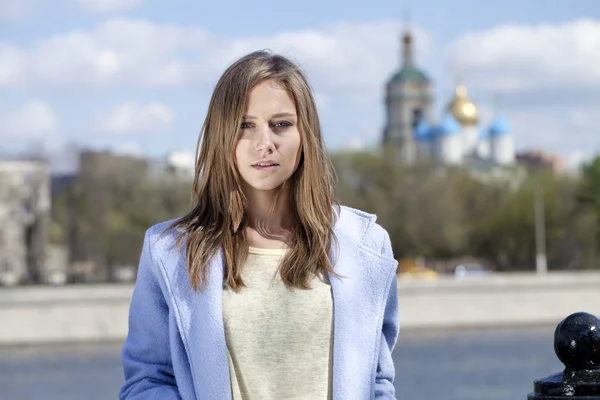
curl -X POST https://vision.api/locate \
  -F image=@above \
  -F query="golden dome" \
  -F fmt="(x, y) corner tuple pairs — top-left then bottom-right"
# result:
(446, 85), (479, 126)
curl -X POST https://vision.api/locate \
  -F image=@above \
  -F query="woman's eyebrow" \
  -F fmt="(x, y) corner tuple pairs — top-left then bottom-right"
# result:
(242, 112), (297, 120)
(271, 112), (296, 118)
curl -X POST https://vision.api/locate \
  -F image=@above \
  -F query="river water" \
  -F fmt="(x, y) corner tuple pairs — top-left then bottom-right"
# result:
(0, 326), (561, 399)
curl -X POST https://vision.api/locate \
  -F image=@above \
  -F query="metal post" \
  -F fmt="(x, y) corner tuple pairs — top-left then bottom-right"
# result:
(528, 312), (600, 399)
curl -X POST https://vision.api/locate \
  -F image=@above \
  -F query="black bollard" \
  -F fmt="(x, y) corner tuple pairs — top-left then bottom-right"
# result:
(528, 312), (600, 399)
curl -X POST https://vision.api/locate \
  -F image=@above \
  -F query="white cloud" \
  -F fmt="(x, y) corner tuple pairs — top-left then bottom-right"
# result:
(0, 0), (35, 21)
(565, 150), (593, 172)
(0, 100), (59, 138)
(70, 0), (146, 14)
(570, 107), (600, 131)
(506, 109), (567, 150)
(0, 19), (211, 87)
(450, 19), (600, 93)
(3, 17), (599, 159)
(342, 138), (367, 151)
(0, 44), (23, 84)
(112, 141), (144, 156)
(446, 19), (600, 159)
(227, 22), (434, 96)
(495, 105), (599, 161)
(24, 140), (81, 174)
(0, 18), (433, 99)
(167, 150), (196, 173)
(95, 102), (174, 134)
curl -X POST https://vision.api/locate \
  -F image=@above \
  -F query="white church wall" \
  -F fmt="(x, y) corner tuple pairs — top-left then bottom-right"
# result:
(477, 139), (491, 159)
(437, 135), (463, 165)
(490, 134), (515, 165)
(462, 126), (479, 157)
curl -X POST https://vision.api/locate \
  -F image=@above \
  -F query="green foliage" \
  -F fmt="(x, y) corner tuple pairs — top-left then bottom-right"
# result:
(332, 149), (599, 271)
(51, 163), (191, 277)
(50, 151), (600, 276)
(577, 156), (600, 260)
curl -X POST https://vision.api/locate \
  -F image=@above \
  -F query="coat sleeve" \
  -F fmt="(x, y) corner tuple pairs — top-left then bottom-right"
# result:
(374, 229), (400, 399)
(119, 229), (182, 400)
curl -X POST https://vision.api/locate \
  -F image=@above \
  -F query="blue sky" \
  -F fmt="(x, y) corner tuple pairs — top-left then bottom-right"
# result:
(1, 0), (600, 172)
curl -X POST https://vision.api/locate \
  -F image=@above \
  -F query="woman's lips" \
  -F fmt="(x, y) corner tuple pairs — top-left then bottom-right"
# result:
(252, 163), (279, 172)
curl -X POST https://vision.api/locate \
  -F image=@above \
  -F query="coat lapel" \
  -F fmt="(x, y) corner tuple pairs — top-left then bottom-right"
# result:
(328, 230), (398, 399)
(165, 246), (231, 400)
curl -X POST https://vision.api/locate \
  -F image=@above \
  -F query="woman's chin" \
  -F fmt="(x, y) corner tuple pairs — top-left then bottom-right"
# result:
(246, 180), (287, 193)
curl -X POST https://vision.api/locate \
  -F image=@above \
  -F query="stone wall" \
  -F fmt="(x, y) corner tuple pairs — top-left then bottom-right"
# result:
(0, 160), (51, 285)
(0, 271), (598, 345)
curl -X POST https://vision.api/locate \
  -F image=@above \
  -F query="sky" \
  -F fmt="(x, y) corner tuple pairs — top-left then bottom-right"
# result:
(1, 0), (600, 172)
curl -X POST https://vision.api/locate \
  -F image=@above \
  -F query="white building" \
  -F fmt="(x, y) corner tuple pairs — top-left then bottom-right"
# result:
(148, 150), (196, 182)
(488, 117), (515, 165)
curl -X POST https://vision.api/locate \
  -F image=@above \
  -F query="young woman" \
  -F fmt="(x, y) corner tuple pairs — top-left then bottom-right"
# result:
(119, 50), (399, 400)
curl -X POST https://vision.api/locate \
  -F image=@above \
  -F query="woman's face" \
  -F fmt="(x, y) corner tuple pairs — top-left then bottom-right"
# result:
(235, 79), (302, 195)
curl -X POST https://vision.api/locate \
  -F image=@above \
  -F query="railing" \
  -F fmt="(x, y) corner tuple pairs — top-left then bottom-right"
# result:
(528, 312), (600, 399)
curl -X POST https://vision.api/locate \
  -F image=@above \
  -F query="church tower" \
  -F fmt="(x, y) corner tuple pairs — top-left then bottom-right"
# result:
(446, 84), (480, 157)
(383, 28), (433, 165)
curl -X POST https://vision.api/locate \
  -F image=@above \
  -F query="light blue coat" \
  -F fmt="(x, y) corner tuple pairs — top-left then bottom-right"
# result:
(119, 205), (399, 399)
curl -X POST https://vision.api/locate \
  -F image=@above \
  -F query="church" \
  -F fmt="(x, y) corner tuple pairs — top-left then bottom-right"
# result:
(382, 28), (515, 168)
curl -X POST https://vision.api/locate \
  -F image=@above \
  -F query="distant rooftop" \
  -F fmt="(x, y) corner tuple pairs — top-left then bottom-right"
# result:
(0, 159), (49, 172)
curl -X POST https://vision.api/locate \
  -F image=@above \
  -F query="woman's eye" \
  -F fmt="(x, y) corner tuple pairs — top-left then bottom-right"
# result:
(272, 121), (292, 129)
(240, 122), (252, 129)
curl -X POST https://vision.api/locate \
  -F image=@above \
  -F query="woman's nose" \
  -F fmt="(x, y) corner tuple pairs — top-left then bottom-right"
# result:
(256, 127), (274, 152)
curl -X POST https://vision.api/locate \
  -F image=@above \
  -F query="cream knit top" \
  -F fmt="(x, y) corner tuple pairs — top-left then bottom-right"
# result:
(222, 247), (334, 399)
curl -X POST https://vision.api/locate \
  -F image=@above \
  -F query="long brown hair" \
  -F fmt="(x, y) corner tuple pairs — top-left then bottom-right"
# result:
(170, 50), (339, 291)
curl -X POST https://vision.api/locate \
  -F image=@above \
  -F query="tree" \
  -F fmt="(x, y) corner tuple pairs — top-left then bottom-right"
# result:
(577, 156), (600, 266)
(331, 148), (599, 271)
(332, 149), (470, 259)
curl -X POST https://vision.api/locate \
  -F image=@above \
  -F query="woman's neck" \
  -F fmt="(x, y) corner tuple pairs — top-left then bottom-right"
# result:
(244, 185), (294, 248)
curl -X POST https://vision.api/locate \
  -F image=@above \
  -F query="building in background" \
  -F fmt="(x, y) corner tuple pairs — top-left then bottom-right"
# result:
(382, 28), (433, 166)
(148, 150), (196, 182)
(516, 150), (565, 174)
(69, 150), (150, 281)
(0, 159), (52, 286)
(383, 28), (516, 168)
(61, 149), (192, 283)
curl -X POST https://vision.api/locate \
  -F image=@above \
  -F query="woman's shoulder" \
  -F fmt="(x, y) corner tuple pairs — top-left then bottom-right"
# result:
(143, 217), (186, 258)
(336, 205), (393, 260)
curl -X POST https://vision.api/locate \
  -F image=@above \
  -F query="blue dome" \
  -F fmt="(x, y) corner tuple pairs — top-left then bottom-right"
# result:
(489, 117), (510, 136)
(478, 128), (489, 140)
(436, 114), (461, 136)
(414, 119), (433, 142)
